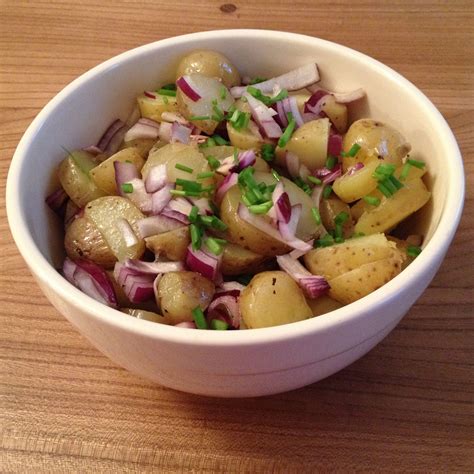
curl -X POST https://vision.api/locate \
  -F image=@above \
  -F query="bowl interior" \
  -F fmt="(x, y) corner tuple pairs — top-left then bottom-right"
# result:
(9, 30), (460, 317)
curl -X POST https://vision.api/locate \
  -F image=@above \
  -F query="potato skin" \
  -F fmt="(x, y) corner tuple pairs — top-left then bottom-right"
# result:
(221, 243), (266, 275)
(145, 226), (190, 262)
(176, 50), (241, 87)
(156, 271), (215, 324)
(121, 308), (173, 325)
(319, 196), (354, 238)
(306, 295), (343, 316)
(239, 271), (312, 329)
(64, 216), (117, 269)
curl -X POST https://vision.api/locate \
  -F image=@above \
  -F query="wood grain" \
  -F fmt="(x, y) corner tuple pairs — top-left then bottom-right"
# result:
(1, 0), (473, 471)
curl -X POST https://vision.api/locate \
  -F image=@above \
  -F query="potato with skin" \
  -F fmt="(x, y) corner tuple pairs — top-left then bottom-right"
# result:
(145, 226), (190, 262)
(306, 295), (343, 316)
(275, 118), (330, 170)
(84, 196), (145, 261)
(64, 216), (117, 269)
(58, 150), (105, 208)
(121, 138), (156, 159)
(141, 143), (213, 188)
(319, 196), (354, 238)
(90, 148), (145, 195)
(137, 93), (179, 122)
(240, 271), (313, 329)
(176, 50), (241, 88)
(221, 242), (266, 275)
(220, 173), (319, 256)
(320, 95), (348, 133)
(201, 145), (270, 173)
(156, 271), (215, 324)
(121, 308), (173, 325)
(342, 119), (411, 171)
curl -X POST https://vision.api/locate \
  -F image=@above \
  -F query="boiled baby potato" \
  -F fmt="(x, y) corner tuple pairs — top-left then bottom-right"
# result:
(201, 145), (270, 173)
(342, 119), (411, 171)
(304, 233), (401, 280)
(121, 308), (173, 325)
(221, 242), (266, 275)
(220, 172), (319, 256)
(354, 178), (431, 235)
(332, 156), (379, 203)
(121, 137), (157, 159)
(319, 196), (354, 238)
(239, 271), (313, 329)
(84, 196), (145, 261)
(90, 148), (145, 195)
(275, 118), (330, 170)
(226, 98), (264, 150)
(176, 50), (241, 88)
(145, 226), (190, 262)
(64, 216), (117, 269)
(141, 143), (213, 188)
(328, 253), (404, 304)
(320, 95), (348, 134)
(156, 271), (215, 324)
(58, 150), (105, 208)
(137, 93), (179, 122)
(306, 295), (343, 316)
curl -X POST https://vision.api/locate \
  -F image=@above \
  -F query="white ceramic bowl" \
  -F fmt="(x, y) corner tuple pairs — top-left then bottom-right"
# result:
(7, 30), (464, 397)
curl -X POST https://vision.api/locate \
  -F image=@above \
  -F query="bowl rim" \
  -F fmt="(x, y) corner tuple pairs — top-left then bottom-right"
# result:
(6, 29), (465, 348)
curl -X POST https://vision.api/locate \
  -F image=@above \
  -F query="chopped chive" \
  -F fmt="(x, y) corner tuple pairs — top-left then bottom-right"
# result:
(261, 143), (275, 162)
(277, 112), (296, 148)
(363, 195), (381, 206)
(400, 163), (412, 181)
(244, 189), (258, 205)
(242, 194), (253, 207)
(389, 175), (404, 190)
(211, 99), (224, 122)
(199, 215), (227, 231)
(158, 88), (176, 97)
(210, 319), (229, 330)
(205, 237), (225, 255)
(206, 155), (220, 170)
(325, 155), (337, 170)
(315, 233), (334, 248)
(192, 307), (208, 329)
(188, 205), (199, 223)
(233, 147), (239, 164)
(220, 86), (227, 100)
(162, 95), (169, 105)
(212, 134), (229, 146)
(307, 176), (322, 185)
(175, 163), (194, 173)
(407, 158), (425, 169)
(161, 83), (177, 91)
(213, 237), (227, 245)
(209, 200), (220, 215)
(190, 223), (202, 250)
(249, 77), (267, 85)
(197, 171), (214, 179)
(206, 137), (217, 147)
(247, 86), (288, 106)
(175, 178), (202, 192)
(311, 207), (321, 225)
(189, 115), (211, 121)
(346, 143), (361, 157)
(169, 189), (187, 196)
(407, 245), (422, 257)
(271, 169), (281, 181)
(373, 163), (396, 181)
(334, 236), (345, 244)
(121, 183), (133, 193)
(383, 177), (398, 195)
(377, 182), (392, 197)
(334, 211), (349, 225)
(248, 201), (273, 214)
(322, 185), (333, 199)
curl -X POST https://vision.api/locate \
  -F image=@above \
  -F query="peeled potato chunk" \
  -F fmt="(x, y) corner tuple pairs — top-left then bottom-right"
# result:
(145, 226), (190, 262)
(240, 271), (312, 329)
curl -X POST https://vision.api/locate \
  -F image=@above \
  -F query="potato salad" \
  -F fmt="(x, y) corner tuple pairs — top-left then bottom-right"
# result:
(47, 50), (431, 330)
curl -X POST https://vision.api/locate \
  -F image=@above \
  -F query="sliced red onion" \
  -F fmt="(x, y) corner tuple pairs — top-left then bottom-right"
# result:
(63, 257), (118, 307)
(299, 164), (310, 181)
(276, 100), (288, 128)
(302, 112), (318, 123)
(347, 162), (365, 176)
(286, 152), (300, 178)
(217, 150), (256, 176)
(175, 321), (197, 328)
(190, 134), (209, 145)
(314, 163), (342, 184)
(187, 197), (212, 215)
(216, 281), (245, 297)
(45, 187), (68, 215)
(125, 105), (141, 127)
(288, 96), (304, 127)
(125, 274), (155, 303)
(97, 119), (125, 152)
(276, 254), (329, 299)
(272, 182), (291, 224)
(215, 172), (238, 204)
(206, 294), (241, 328)
(307, 85), (366, 104)
(170, 122), (192, 144)
(137, 215), (185, 238)
(145, 164), (167, 193)
(114, 161), (140, 195)
(278, 205), (313, 252)
(160, 207), (190, 225)
(144, 91), (156, 99)
(159, 122), (172, 142)
(231, 63), (320, 98)
(161, 112), (190, 125)
(289, 244), (314, 259)
(124, 118), (160, 142)
(82, 145), (102, 156)
(177, 76), (201, 102)
(305, 93), (329, 116)
(124, 178), (152, 213)
(105, 126), (127, 155)
(151, 184), (173, 215)
(167, 197), (193, 216)
(186, 245), (221, 282)
(243, 92), (282, 139)
(115, 218), (139, 248)
(122, 258), (184, 275)
(328, 133), (343, 156)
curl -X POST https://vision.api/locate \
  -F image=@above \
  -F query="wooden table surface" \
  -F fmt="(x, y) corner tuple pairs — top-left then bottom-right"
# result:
(1, 1), (473, 471)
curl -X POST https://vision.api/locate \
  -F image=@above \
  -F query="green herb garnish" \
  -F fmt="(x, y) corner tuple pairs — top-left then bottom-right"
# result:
(175, 163), (193, 173)
(121, 183), (133, 193)
(192, 307), (208, 329)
